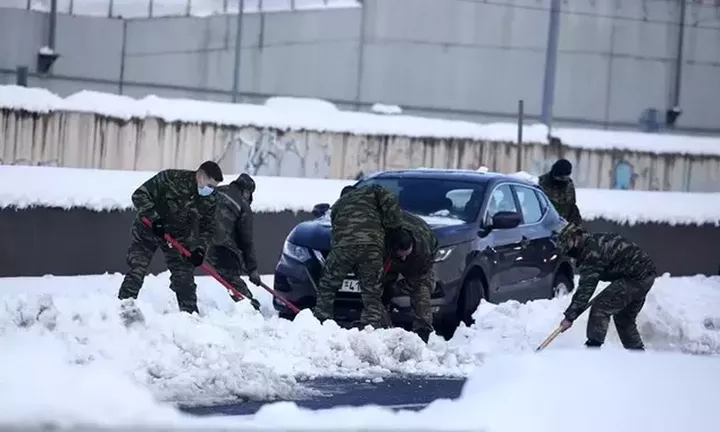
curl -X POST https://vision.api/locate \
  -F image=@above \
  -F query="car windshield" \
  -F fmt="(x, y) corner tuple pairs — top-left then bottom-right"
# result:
(356, 176), (487, 223)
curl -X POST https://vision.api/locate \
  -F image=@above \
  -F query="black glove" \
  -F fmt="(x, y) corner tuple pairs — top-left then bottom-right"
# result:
(188, 248), (205, 267)
(150, 219), (165, 238)
(250, 298), (261, 311)
(248, 270), (262, 286)
(414, 327), (432, 344)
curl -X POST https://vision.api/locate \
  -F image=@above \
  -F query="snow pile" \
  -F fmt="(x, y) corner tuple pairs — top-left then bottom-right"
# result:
(454, 274), (720, 355)
(3, 164), (720, 225)
(371, 103), (403, 115)
(3, 84), (720, 154)
(242, 349), (720, 432)
(0, 272), (719, 428)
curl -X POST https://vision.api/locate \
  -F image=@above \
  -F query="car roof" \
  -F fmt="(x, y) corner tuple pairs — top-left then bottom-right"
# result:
(362, 168), (538, 188)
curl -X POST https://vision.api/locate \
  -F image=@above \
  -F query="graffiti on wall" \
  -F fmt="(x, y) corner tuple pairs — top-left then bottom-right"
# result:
(611, 160), (637, 190)
(216, 127), (331, 178)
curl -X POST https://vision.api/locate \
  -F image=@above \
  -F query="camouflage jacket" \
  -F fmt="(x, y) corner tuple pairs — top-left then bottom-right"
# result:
(131, 169), (217, 249)
(564, 232), (657, 321)
(386, 211), (439, 276)
(330, 184), (403, 248)
(211, 183), (258, 273)
(538, 173), (583, 225)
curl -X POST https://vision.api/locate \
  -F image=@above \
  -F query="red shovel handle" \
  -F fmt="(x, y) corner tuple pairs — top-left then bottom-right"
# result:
(141, 217), (301, 315)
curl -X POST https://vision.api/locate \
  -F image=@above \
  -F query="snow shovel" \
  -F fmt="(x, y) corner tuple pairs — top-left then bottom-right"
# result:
(141, 217), (300, 314)
(142, 217), (250, 302)
(535, 287), (606, 352)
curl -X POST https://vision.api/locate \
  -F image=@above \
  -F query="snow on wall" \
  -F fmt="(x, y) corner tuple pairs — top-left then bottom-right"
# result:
(2, 85), (720, 155)
(1, 165), (720, 226)
(3, 85), (720, 192)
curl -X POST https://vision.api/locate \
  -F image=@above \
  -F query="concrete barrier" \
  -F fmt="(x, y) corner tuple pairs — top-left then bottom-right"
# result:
(1, 207), (717, 279)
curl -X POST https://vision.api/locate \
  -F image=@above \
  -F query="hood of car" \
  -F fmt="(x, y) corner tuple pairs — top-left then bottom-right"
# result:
(287, 211), (476, 252)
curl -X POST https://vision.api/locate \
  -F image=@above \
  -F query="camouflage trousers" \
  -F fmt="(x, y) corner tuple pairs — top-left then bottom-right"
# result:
(382, 268), (435, 332)
(586, 276), (656, 350)
(314, 244), (387, 329)
(205, 245), (259, 310)
(118, 221), (198, 314)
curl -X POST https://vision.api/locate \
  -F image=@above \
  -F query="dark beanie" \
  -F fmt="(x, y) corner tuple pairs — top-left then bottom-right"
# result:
(551, 159), (572, 177)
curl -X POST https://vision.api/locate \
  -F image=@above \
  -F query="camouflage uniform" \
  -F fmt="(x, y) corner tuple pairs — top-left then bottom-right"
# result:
(314, 184), (403, 328)
(382, 211), (438, 332)
(538, 172), (583, 226)
(558, 224), (657, 350)
(205, 181), (259, 309)
(118, 169), (217, 314)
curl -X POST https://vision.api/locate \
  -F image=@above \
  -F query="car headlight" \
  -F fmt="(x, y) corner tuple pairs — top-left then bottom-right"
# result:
(283, 240), (311, 262)
(434, 246), (454, 263)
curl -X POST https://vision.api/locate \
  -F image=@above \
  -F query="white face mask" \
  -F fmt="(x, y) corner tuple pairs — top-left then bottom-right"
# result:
(198, 185), (215, 196)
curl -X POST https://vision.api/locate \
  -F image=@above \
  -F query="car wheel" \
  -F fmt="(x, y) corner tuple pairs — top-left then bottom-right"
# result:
(436, 276), (485, 341)
(551, 272), (574, 298)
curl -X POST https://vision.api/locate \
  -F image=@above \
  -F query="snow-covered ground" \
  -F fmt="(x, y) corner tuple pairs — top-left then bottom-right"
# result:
(1, 272), (719, 428)
(3, 165), (720, 226)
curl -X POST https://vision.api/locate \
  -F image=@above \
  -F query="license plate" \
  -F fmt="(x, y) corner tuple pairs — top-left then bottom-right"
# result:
(340, 279), (361, 293)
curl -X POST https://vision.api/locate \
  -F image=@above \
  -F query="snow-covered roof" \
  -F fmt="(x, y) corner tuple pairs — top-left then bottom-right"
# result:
(1, 165), (719, 226)
(2, 85), (720, 155)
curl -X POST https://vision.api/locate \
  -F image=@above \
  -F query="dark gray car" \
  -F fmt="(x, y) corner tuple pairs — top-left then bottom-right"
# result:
(272, 168), (575, 339)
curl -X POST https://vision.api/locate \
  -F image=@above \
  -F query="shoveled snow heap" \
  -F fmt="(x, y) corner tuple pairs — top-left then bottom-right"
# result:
(0, 272), (718, 418)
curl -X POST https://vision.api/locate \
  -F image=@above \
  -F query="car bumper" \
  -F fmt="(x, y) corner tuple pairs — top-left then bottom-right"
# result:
(272, 252), (461, 328)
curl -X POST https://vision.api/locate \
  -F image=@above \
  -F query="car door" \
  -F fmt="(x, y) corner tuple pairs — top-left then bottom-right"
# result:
(509, 184), (555, 301)
(481, 183), (526, 303)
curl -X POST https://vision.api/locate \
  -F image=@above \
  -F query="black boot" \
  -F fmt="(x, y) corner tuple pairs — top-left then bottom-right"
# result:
(585, 339), (602, 349)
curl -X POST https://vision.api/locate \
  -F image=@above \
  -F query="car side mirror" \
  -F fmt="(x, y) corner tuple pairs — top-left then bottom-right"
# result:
(491, 211), (522, 229)
(311, 203), (330, 218)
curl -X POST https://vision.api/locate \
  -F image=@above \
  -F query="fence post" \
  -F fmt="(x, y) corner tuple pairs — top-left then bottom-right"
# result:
(516, 99), (524, 172)
(16, 66), (29, 87)
(231, 0), (246, 103)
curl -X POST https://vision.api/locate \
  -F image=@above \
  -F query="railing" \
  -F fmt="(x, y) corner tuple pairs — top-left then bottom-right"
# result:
(0, 0), (360, 18)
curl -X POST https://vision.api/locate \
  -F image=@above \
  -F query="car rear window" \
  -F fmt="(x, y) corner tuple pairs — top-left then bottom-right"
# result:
(357, 177), (487, 223)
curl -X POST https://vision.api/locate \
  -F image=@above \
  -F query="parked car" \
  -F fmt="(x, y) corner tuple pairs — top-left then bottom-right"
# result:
(272, 168), (575, 339)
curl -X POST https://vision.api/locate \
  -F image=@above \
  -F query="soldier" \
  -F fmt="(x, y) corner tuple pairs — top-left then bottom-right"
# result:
(556, 223), (657, 350)
(381, 211), (438, 343)
(538, 158), (582, 225)
(206, 173), (262, 311)
(313, 184), (404, 329)
(118, 161), (223, 314)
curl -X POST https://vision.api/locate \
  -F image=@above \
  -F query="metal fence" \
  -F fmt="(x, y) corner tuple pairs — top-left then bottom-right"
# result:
(0, 0), (360, 18)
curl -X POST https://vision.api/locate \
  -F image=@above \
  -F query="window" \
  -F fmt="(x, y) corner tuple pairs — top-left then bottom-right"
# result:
(534, 189), (549, 214)
(514, 185), (544, 224)
(486, 184), (518, 219)
(357, 177), (487, 223)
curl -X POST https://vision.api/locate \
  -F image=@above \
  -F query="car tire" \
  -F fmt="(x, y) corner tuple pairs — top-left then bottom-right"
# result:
(551, 271), (574, 298)
(436, 276), (485, 341)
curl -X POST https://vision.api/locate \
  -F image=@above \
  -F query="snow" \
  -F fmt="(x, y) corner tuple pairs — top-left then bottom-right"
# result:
(2, 164), (720, 226)
(0, 0), (361, 18)
(3, 84), (720, 154)
(1, 272), (719, 429)
(0, 165), (353, 214)
(371, 103), (403, 115)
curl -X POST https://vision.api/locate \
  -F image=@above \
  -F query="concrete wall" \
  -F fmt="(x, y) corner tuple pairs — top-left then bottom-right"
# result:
(2, 207), (718, 278)
(3, 109), (720, 191)
(1, 0), (719, 133)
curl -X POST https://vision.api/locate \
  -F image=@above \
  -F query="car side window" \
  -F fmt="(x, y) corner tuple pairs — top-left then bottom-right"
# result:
(514, 185), (544, 224)
(487, 184), (518, 219)
(534, 189), (549, 214)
